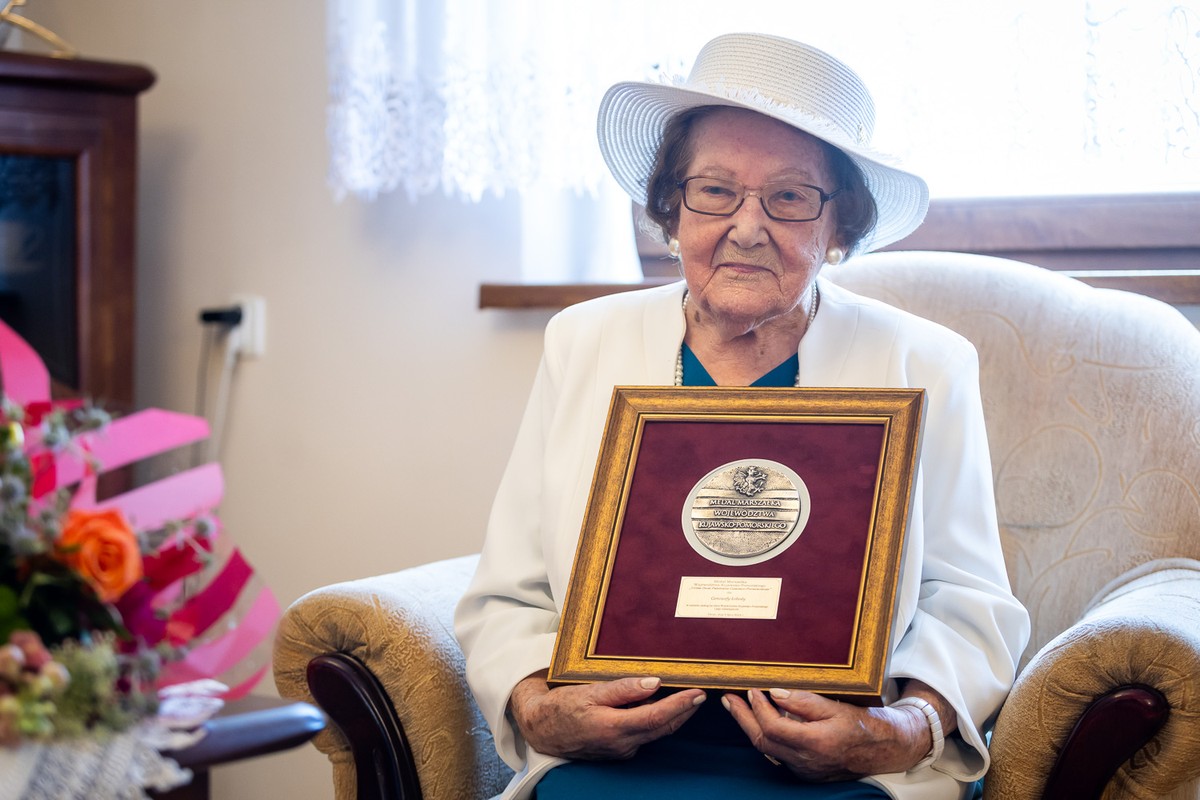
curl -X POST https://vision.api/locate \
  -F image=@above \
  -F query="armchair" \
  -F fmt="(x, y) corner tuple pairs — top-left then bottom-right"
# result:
(273, 251), (1200, 800)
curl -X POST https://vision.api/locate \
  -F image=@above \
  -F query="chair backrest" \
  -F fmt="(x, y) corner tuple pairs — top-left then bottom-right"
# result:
(827, 251), (1200, 664)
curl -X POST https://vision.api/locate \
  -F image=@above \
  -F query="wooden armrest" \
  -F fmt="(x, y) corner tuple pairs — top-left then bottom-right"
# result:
(307, 652), (422, 800)
(1040, 685), (1169, 799)
(272, 555), (512, 800)
(986, 560), (1200, 799)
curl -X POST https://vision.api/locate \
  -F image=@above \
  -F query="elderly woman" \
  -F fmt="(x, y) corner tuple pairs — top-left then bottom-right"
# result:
(455, 33), (1030, 800)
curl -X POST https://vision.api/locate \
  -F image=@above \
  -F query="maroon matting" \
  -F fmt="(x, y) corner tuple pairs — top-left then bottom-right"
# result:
(592, 417), (886, 667)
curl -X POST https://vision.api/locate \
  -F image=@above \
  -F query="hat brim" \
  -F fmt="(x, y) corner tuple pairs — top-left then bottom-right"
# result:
(597, 81), (929, 253)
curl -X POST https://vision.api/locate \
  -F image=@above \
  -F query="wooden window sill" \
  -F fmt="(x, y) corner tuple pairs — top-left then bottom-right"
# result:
(480, 194), (1200, 310)
(479, 270), (1200, 310)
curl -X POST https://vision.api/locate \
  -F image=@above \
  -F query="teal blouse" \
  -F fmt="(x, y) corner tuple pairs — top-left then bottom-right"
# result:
(680, 343), (800, 387)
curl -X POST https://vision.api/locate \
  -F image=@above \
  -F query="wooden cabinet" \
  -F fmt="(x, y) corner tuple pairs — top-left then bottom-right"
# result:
(0, 52), (154, 411)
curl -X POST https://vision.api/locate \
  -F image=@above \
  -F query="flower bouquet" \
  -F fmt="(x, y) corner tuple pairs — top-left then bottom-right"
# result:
(0, 320), (279, 797)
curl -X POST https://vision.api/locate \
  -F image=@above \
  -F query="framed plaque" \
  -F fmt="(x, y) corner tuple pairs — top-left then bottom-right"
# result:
(548, 386), (925, 704)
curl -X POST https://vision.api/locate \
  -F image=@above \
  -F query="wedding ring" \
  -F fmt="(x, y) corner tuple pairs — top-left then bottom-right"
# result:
(764, 753), (783, 766)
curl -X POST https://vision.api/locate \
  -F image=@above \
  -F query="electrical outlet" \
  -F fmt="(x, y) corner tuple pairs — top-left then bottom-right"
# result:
(231, 294), (266, 358)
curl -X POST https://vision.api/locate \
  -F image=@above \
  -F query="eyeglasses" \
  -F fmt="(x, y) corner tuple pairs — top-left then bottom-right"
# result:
(677, 176), (843, 222)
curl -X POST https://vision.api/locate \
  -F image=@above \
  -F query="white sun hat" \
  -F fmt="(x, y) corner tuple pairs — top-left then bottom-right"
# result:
(597, 32), (929, 253)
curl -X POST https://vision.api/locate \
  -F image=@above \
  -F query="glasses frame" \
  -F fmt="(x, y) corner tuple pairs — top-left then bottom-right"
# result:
(677, 176), (844, 223)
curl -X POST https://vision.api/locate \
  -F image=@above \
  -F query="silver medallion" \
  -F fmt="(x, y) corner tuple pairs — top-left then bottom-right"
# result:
(681, 459), (810, 566)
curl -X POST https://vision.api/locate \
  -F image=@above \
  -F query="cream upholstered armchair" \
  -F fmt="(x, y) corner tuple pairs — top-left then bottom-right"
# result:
(273, 251), (1200, 800)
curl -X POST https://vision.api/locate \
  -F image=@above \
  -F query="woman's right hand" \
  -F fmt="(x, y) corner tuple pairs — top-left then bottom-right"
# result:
(508, 670), (706, 760)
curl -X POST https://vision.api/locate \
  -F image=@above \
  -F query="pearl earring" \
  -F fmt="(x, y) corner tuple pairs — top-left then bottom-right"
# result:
(825, 246), (844, 265)
(667, 238), (681, 258)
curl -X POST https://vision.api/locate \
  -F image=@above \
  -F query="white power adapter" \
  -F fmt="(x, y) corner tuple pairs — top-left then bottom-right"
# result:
(230, 294), (266, 359)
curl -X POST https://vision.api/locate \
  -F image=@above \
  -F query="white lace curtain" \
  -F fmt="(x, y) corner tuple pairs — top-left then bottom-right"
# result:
(326, 0), (666, 202)
(326, 0), (1200, 203)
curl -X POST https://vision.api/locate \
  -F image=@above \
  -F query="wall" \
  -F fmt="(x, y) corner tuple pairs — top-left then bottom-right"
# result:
(31, 2), (550, 798)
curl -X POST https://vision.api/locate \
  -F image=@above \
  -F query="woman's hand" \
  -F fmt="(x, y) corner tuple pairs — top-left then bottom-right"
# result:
(722, 681), (957, 780)
(509, 670), (706, 760)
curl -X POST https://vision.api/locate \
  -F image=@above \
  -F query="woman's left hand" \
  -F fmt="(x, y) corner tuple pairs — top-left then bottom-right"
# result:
(722, 686), (946, 780)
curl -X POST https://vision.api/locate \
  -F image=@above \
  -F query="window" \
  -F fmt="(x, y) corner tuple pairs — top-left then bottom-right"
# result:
(328, 0), (1199, 201)
(328, 0), (1200, 298)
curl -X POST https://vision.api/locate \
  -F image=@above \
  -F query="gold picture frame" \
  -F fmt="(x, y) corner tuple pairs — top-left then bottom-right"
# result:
(549, 386), (925, 705)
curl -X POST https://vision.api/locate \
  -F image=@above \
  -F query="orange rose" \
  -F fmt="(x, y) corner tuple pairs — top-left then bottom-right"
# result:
(57, 508), (144, 603)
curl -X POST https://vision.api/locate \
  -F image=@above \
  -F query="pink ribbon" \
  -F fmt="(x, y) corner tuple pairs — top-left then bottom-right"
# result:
(0, 318), (281, 695)
(158, 586), (281, 688)
(0, 322), (49, 405)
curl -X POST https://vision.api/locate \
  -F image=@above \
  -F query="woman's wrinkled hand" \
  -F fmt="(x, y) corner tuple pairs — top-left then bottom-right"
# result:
(509, 670), (706, 761)
(723, 686), (949, 780)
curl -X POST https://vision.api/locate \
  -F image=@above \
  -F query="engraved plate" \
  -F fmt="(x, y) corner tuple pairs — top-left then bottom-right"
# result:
(675, 576), (783, 619)
(681, 459), (811, 566)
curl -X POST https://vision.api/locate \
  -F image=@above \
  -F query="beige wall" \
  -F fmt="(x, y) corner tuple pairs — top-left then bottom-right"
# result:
(32, 1), (549, 797)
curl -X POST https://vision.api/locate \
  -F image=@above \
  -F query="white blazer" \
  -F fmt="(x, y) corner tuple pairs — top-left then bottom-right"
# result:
(454, 277), (1031, 800)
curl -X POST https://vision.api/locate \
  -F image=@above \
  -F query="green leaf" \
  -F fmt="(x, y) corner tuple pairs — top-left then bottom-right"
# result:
(0, 584), (30, 641)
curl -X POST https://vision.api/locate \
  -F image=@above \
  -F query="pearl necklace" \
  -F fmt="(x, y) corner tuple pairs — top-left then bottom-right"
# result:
(675, 283), (819, 387)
